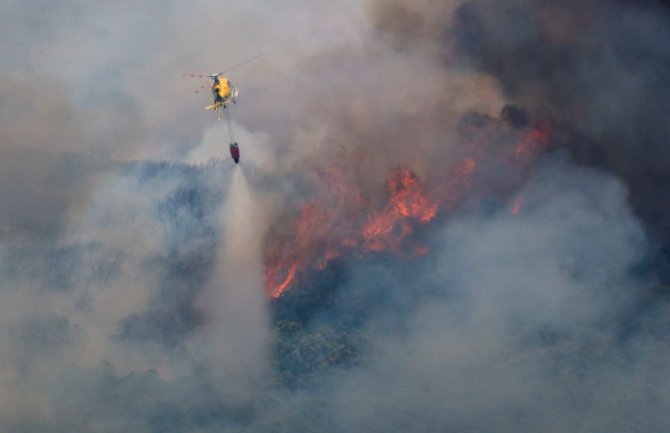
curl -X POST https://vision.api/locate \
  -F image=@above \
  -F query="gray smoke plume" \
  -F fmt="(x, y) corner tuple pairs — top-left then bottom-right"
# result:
(1, 0), (669, 432)
(370, 0), (670, 241)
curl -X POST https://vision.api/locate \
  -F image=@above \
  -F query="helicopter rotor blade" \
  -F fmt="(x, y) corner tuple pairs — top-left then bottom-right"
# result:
(219, 53), (264, 75)
(194, 83), (208, 94)
(182, 53), (262, 92)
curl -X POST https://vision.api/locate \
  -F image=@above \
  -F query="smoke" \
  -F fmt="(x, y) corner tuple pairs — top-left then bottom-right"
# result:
(375, 0), (670, 242)
(1, 0), (670, 432)
(259, 159), (670, 433)
(244, 158), (669, 433)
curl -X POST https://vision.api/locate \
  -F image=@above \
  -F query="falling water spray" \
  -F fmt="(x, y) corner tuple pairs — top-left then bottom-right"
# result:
(197, 167), (271, 405)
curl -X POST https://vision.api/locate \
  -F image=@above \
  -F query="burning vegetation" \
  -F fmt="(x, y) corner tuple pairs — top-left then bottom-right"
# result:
(265, 111), (551, 298)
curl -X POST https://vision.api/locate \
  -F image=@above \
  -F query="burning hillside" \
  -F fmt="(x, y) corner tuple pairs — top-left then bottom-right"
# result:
(3, 0), (670, 432)
(265, 114), (551, 297)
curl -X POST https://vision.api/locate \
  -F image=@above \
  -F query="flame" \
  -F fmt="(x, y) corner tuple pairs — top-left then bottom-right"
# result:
(514, 121), (551, 164)
(265, 120), (551, 298)
(266, 261), (299, 298)
(363, 168), (438, 252)
(266, 167), (438, 298)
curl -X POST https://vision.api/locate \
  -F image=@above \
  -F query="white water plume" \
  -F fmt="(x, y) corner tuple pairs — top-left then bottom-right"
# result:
(194, 167), (271, 405)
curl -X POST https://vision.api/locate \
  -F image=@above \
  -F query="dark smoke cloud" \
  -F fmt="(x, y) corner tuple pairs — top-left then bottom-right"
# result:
(372, 0), (670, 242)
(457, 0), (670, 241)
(1, 0), (670, 432)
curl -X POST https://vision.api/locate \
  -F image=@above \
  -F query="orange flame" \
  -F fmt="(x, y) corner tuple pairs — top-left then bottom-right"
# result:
(265, 120), (551, 298)
(514, 122), (551, 164)
(266, 261), (299, 298)
(266, 167), (439, 298)
(363, 168), (438, 252)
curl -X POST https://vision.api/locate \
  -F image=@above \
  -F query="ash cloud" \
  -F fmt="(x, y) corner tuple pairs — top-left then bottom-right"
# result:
(1, 0), (670, 432)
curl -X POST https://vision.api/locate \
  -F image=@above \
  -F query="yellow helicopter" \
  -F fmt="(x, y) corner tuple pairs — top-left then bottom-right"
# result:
(183, 54), (262, 164)
(184, 53), (262, 116)
(204, 73), (239, 113)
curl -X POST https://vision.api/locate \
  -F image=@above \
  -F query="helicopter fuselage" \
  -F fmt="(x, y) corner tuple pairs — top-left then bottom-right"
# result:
(205, 76), (237, 111)
(212, 76), (232, 102)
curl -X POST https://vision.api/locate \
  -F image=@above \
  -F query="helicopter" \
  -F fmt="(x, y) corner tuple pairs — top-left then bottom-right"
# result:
(184, 53), (262, 116)
(183, 53), (262, 164)
(205, 72), (240, 112)
(204, 73), (240, 113)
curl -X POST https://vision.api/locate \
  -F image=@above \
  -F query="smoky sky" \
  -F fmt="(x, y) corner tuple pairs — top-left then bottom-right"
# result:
(372, 0), (670, 241)
(1, 0), (670, 432)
